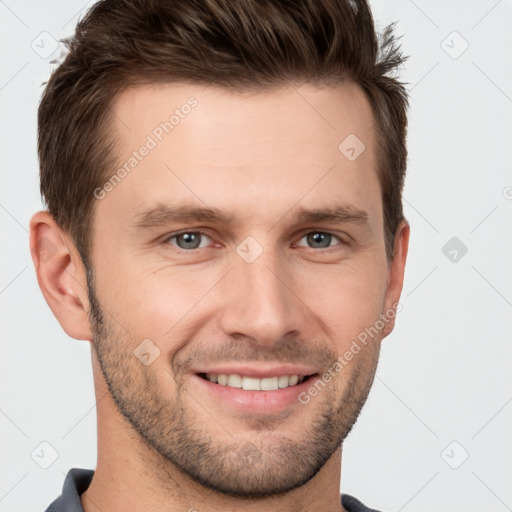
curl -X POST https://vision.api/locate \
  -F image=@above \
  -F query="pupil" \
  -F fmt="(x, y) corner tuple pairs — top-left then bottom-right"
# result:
(178, 233), (200, 249)
(308, 232), (330, 248)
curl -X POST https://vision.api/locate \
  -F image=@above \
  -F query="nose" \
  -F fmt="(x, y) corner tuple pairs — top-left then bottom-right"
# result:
(218, 245), (308, 348)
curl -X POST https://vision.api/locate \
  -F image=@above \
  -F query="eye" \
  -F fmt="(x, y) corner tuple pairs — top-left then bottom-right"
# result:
(296, 231), (343, 249)
(165, 231), (213, 250)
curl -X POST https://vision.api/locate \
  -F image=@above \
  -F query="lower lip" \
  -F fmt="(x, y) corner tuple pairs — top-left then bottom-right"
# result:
(190, 374), (318, 414)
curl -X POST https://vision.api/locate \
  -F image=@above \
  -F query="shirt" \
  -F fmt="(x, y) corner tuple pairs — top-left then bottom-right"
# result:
(44, 468), (383, 512)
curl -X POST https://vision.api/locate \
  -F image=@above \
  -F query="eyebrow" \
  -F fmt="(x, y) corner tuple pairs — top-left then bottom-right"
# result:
(130, 202), (369, 231)
(130, 204), (235, 229)
(292, 204), (369, 226)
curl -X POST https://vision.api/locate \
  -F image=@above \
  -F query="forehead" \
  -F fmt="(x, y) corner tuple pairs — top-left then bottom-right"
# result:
(111, 81), (375, 153)
(99, 82), (380, 228)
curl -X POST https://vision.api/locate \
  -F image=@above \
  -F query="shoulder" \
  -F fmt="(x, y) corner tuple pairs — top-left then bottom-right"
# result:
(43, 468), (94, 512)
(342, 493), (384, 512)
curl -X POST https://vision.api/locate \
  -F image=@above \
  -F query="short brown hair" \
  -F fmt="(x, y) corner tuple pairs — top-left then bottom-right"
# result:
(38, 0), (408, 266)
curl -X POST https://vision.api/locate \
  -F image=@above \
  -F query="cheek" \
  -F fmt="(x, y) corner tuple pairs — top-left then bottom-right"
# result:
(94, 242), (388, 347)
(302, 260), (387, 345)
(97, 262), (221, 340)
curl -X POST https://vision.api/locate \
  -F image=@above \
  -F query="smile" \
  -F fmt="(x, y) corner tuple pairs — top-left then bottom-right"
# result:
(200, 373), (310, 390)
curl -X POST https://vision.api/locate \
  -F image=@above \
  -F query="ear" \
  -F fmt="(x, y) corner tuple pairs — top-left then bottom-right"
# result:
(29, 211), (93, 341)
(381, 219), (410, 338)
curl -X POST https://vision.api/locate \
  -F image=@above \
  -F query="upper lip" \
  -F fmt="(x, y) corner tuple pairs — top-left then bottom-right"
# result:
(193, 364), (318, 379)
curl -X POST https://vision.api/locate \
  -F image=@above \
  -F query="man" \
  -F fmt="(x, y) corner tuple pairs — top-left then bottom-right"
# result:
(30, 0), (409, 510)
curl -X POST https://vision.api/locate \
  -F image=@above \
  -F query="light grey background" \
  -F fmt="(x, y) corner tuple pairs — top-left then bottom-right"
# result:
(1, 1), (511, 511)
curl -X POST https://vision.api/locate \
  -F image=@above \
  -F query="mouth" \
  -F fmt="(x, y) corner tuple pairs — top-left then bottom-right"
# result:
(190, 364), (321, 413)
(197, 372), (316, 391)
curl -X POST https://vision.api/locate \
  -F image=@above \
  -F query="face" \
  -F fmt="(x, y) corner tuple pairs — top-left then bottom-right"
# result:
(87, 82), (402, 497)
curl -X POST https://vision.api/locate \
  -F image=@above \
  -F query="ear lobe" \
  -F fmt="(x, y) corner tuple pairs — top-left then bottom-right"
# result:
(381, 219), (410, 338)
(29, 211), (93, 341)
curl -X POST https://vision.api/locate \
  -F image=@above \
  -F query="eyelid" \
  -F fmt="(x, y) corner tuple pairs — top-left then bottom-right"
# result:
(294, 230), (346, 248)
(162, 229), (216, 249)
(161, 228), (349, 251)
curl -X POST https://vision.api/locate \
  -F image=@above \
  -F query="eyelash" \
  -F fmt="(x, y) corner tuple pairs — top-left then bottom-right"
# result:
(162, 229), (346, 252)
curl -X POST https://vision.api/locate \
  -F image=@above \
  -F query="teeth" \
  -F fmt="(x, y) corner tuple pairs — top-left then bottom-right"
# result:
(260, 377), (279, 391)
(204, 373), (305, 390)
(243, 376), (260, 390)
(278, 375), (289, 388)
(289, 375), (299, 386)
(227, 374), (242, 388)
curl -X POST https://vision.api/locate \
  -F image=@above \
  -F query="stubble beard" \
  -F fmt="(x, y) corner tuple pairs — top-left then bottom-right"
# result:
(86, 269), (380, 498)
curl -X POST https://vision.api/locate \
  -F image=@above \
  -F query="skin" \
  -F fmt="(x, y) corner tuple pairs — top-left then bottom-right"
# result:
(30, 82), (409, 512)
